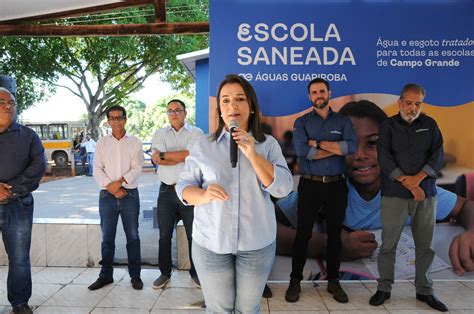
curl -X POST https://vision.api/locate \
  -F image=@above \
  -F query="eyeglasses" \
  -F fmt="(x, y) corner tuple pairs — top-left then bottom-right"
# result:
(167, 109), (184, 116)
(0, 100), (17, 108)
(107, 116), (125, 121)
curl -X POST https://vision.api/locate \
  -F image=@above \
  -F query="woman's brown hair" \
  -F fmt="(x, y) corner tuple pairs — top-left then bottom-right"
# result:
(212, 74), (266, 142)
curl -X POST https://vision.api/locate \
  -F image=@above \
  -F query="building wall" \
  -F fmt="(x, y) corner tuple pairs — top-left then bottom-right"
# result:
(195, 59), (209, 132)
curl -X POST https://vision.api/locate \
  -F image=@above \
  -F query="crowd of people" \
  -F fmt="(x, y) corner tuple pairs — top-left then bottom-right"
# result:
(1, 76), (473, 313)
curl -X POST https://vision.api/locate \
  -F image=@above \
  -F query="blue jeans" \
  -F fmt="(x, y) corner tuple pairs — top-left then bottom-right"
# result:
(87, 152), (94, 176)
(0, 194), (34, 307)
(157, 183), (196, 277)
(192, 241), (276, 313)
(99, 188), (141, 279)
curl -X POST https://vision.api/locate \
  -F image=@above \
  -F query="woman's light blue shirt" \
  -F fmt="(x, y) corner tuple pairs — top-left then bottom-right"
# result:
(176, 130), (293, 254)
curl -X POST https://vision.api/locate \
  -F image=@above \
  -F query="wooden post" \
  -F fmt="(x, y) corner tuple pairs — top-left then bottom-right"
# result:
(153, 0), (166, 22)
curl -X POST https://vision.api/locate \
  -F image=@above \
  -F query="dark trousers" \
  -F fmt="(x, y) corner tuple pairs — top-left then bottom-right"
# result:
(157, 183), (197, 278)
(99, 188), (141, 280)
(78, 154), (87, 175)
(291, 178), (348, 281)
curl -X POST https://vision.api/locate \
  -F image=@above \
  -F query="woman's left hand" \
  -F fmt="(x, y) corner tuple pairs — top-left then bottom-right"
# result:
(233, 128), (276, 188)
(232, 128), (257, 160)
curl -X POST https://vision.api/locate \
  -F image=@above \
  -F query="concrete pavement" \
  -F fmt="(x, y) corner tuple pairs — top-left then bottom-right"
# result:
(34, 171), (164, 265)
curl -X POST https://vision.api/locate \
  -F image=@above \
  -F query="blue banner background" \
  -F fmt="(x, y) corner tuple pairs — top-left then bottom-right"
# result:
(210, 0), (474, 116)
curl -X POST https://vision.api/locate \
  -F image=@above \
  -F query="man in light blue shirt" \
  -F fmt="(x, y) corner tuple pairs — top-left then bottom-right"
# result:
(151, 99), (203, 290)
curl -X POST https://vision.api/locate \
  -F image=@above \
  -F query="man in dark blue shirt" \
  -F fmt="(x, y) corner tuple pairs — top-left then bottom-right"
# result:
(0, 87), (46, 314)
(369, 84), (448, 312)
(285, 78), (356, 304)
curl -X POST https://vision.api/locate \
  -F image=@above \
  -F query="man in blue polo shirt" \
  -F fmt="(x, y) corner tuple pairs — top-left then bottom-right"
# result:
(370, 84), (448, 312)
(285, 78), (356, 304)
(0, 87), (46, 314)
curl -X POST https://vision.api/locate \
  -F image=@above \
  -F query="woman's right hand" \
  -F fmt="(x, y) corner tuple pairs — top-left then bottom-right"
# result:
(203, 184), (229, 203)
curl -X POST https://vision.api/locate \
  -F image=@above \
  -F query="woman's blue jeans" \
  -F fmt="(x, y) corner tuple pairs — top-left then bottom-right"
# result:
(192, 241), (275, 313)
(98, 188), (141, 279)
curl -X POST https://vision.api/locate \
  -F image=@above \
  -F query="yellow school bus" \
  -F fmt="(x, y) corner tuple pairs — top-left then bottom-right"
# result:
(25, 121), (87, 166)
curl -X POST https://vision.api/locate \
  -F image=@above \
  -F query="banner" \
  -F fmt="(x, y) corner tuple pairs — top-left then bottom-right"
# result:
(210, 0), (474, 116)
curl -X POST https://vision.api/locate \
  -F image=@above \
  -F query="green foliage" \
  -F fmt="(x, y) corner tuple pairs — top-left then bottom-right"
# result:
(123, 93), (196, 141)
(0, 0), (209, 135)
(0, 38), (59, 112)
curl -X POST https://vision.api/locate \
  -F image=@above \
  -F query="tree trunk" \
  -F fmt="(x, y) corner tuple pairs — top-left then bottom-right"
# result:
(87, 112), (102, 141)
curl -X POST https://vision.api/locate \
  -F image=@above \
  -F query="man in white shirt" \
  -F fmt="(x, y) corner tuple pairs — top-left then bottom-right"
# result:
(151, 99), (203, 289)
(80, 134), (96, 176)
(89, 105), (144, 291)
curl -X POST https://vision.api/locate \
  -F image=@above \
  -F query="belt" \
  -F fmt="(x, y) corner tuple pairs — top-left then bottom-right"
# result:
(302, 174), (345, 183)
(161, 182), (176, 187)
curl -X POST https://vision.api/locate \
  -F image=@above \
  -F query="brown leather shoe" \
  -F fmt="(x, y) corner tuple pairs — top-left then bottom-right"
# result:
(285, 279), (301, 303)
(327, 280), (348, 303)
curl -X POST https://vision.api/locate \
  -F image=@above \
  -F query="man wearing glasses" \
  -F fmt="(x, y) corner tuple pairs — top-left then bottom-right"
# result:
(88, 105), (144, 291)
(151, 99), (203, 289)
(370, 84), (448, 312)
(0, 87), (46, 314)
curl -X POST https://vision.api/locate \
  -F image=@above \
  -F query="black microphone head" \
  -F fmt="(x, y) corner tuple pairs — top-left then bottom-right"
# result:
(229, 120), (239, 168)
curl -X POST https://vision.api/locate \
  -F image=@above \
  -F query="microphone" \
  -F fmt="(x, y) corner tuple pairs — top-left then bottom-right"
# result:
(229, 120), (239, 168)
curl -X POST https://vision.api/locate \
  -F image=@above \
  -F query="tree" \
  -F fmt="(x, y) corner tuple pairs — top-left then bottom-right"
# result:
(0, 38), (59, 112)
(124, 93), (196, 141)
(0, 0), (209, 139)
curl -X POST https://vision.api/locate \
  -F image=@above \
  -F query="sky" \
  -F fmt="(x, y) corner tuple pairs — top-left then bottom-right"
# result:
(20, 74), (173, 123)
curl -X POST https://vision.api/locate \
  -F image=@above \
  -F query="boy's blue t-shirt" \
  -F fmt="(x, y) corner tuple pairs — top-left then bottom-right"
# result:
(343, 181), (456, 230)
(277, 182), (456, 230)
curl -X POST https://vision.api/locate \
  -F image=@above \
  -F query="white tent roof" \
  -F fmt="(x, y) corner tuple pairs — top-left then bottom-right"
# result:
(0, 0), (123, 21)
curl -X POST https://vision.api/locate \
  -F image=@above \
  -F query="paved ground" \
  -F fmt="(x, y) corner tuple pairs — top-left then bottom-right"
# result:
(2, 266), (474, 314)
(34, 171), (163, 265)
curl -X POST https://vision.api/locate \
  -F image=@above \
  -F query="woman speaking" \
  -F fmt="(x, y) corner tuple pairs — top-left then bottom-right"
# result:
(176, 74), (293, 313)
